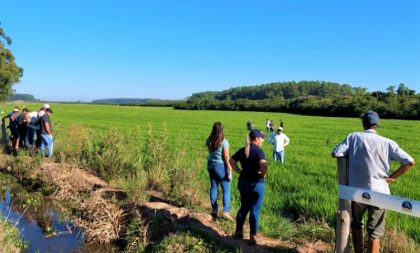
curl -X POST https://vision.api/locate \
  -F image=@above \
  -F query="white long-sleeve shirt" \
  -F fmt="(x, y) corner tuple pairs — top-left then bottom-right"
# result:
(269, 133), (290, 152)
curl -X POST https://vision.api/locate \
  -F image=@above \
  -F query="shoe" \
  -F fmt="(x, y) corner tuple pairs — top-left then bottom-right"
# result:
(222, 211), (234, 222)
(211, 212), (218, 220)
(249, 234), (259, 246)
(233, 231), (243, 240)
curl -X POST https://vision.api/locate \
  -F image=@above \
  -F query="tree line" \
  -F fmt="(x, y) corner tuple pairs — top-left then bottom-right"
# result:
(7, 93), (39, 102)
(175, 81), (419, 120)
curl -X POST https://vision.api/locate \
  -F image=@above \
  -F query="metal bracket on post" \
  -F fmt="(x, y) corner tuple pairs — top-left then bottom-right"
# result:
(335, 157), (351, 253)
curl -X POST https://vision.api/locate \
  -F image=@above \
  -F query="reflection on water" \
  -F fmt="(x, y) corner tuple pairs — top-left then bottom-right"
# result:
(0, 175), (119, 253)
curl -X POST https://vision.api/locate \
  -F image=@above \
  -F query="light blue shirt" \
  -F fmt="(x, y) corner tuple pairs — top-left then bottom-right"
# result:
(332, 129), (414, 194)
(208, 139), (229, 163)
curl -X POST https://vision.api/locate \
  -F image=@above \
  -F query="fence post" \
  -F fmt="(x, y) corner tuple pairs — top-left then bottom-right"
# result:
(335, 157), (351, 253)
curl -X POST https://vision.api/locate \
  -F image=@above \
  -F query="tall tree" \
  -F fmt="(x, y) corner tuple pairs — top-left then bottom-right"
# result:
(386, 85), (396, 95)
(0, 23), (23, 101)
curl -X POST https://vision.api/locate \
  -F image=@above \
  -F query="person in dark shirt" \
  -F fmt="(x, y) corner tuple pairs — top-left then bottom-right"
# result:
(230, 129), (268, 246)
(40, 108), (54, 157)
(246, 119), (253, 131)
(1, 107), (20, 152)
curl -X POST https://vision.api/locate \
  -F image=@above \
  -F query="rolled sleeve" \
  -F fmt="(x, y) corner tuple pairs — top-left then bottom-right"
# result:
(332, 135), (351, 157)
(389, 141), (414, 165)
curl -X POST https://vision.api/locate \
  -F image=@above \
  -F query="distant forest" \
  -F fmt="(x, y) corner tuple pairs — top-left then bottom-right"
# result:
(175, 81), (419, 119)
(7, 93), (39, 102)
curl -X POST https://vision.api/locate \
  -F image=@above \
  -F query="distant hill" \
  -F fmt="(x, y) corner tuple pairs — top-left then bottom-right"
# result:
(92, 98), (182, 107)
(92, 98), (154, 104)
(7, 93), (39, 102)
(175, 81), (419, 119)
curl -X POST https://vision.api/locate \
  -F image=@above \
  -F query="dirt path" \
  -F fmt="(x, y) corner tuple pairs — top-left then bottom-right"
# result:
(0, 156), (331, 252)
(141, 199), (329, 253)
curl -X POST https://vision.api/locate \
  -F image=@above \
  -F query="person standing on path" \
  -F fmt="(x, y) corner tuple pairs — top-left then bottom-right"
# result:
(40, 107), (54, 157)
(332, 111), (415, 253)
(268, 127), (290, 163)
(206, 122), (234, 221)
(230, 129), (268, 246)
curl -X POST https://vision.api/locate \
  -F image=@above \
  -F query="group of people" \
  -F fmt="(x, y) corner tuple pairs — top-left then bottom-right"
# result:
(265, 118), (284, 133)
(206, 110), (415, 251)
(206, 122), (267, 245)
(205, 119), (288, 246)
(1, 104), (54, 157)
(247, 118), (290, 164)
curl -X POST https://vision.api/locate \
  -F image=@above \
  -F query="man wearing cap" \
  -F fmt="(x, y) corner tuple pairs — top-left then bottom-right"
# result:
(40, 107), (54, 157)
(35, 104), (50, 148)
(268, 126), (290, 163)
(230, 129), (268, 246)
(332, 111), (415, 253)
(1, 107), (20, 151)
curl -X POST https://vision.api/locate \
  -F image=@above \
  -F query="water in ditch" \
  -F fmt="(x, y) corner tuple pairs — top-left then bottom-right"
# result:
(0, 173), (120, 253)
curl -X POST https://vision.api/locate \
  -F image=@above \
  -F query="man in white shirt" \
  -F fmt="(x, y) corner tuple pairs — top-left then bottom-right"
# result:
(332, 111), (415, 253)
(268, 127), (290, 163)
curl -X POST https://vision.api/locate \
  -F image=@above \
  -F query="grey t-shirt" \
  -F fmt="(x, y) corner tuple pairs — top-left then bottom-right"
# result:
(332, 129), (414, 194)
(40, 115), (52, 135)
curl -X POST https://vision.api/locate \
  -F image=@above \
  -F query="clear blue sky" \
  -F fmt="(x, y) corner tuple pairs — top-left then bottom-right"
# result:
(2, 0), (420, 102)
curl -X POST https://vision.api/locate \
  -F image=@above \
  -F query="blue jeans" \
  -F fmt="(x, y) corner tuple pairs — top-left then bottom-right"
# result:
(273, 150), (285, 163)
(41, 134), (54, 157)
(236, 177), (265, 235)
(208, 161), (231, 213)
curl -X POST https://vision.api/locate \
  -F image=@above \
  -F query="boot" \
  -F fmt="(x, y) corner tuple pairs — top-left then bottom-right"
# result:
(352, 229), (364, 253)
(368, 239), (380, 253)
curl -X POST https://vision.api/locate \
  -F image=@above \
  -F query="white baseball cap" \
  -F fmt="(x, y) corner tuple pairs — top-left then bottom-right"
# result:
(43, 103), (50, 109)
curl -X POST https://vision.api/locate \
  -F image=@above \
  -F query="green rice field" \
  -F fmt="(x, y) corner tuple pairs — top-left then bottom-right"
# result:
(2, 102), (420, 241)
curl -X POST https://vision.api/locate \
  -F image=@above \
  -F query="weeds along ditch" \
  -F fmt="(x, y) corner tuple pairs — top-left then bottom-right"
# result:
(2, 103), (420, 246)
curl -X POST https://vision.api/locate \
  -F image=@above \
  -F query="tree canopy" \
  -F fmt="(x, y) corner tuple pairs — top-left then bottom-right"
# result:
(0, 23), (23, 101)
(175, 81), (420, 119)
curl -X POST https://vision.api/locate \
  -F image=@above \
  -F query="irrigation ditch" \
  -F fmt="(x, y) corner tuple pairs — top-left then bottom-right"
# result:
(0, 154), (331, 253)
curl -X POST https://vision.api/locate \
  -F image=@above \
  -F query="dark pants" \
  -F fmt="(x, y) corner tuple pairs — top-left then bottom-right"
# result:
(19, 125), (28, 148)
(28, 127), (36, 146)
(236, 177), (265, 235)
(35, 130), (42, 148)
(351, 202), (386, 240)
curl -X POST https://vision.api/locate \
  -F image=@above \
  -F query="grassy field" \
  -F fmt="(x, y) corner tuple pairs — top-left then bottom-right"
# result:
(2, 102), (420, 242)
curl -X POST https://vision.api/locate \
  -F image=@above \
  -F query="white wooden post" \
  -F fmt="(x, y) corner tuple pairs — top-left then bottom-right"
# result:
(335, 157), (351, 253)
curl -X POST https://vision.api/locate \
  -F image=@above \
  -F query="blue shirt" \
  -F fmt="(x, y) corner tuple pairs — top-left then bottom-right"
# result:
(207, 139), (229, 163)
(332, 129), (414, 194)
(232, 144), (266, 183)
